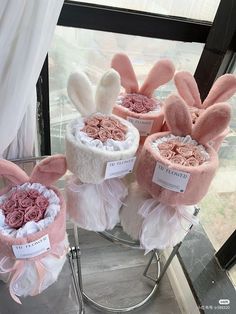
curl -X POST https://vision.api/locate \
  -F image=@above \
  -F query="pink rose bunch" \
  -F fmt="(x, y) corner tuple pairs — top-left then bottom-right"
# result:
(158, 140), (206, 167)
(82, 115), (127, 142)
(1, 189), (49, 229)
(121, 93), (157, 114)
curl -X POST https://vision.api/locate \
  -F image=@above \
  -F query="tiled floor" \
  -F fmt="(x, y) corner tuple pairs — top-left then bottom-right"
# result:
(0, 228), (181, 314)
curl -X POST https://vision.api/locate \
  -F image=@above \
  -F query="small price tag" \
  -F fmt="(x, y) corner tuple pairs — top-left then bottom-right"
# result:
(105, 157), (136, 179)
(127, 117), (153, 136)
(12, 235), (51, 259)
(152, 162), (190, 193)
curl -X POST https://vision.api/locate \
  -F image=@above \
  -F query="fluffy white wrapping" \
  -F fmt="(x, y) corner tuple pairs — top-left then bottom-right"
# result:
(66, 115), (140, 183)
(0, 236), (68, 298)
(0, 183), (60, 237)
(66, 175), (128, 231)
(120, 182), (197, 252)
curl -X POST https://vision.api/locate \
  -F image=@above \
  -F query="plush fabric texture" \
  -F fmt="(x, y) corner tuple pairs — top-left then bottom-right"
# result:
(136, 132), (218, 205)
(172, 71), (236, 150)
(113, 104), (164, 139)
(66, 115), (140, 183)
(0, 157), (67, 303)
(111, 53), (174, 141)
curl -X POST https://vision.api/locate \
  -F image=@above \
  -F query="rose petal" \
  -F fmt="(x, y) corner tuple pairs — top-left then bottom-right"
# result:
(5, 210), (24, 229)
(184, 157), (199, 167)
(169, 154), (186, 165)
(159, 150), (175, 160)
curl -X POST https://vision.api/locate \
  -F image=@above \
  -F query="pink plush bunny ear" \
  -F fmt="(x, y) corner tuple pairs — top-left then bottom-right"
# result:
(164, 94), (192, 136)
(203, 74), (236, 108)
(30, 155), (67, 186)
(174, 71), (202, 108)
(0, 159), (29, 185)
(139, 59), (175, 97)
(111, 53), (139, 93)
(192, 103), (231, 145)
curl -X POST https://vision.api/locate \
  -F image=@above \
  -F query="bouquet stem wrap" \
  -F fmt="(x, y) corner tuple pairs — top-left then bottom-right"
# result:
(66, 175), (128, 231)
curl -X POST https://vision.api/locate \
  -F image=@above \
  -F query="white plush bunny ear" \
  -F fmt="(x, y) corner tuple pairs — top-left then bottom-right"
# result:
(111, 53), (139, 93)
(67, 71), (96, 116)
(95, 69), (121, 114)
(203, 74), (236, 108)
(192, 103), (231, 145)
(139, 59), (175, 98)
(174, 71), (202, 108)
(164, 94), (192, 136)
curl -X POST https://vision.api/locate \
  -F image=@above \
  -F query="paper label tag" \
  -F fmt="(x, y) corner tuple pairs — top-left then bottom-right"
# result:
(105, 157), (136, 179)
(152, 162), (190, 193)
(12, 235), (51, 259)
(127, 117), (153, 136)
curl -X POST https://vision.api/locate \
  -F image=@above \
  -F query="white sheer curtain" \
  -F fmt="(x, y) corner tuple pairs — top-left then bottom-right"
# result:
(0, 0), (64, 159)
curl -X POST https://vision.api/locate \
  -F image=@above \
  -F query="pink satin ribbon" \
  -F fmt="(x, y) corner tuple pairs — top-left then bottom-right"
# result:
(0, 245), (68, 304)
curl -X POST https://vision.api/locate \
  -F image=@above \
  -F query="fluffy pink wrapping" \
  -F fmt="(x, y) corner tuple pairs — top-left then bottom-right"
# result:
(136, 132), (218, 206)
(113, 104), (164, 142)
(0, 155), (67, 259)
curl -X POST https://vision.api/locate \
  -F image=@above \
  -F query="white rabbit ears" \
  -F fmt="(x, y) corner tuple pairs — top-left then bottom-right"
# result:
(67, 69), (120, 116)
(174, 71), (236, 109)
(164, 94), (231, 145)
(111, 53), (175, 97)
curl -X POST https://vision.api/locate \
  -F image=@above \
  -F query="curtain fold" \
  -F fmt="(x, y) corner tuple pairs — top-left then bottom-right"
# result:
(0, 0), (64, 159)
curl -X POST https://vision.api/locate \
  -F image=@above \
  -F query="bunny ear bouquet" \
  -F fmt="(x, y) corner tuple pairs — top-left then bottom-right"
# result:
(0, 156), (68, 303)
(66, 69), (140, 231)
(121, 95), (231, 252)
(111, 53), (175, 142)
(166, 71), (236, 151)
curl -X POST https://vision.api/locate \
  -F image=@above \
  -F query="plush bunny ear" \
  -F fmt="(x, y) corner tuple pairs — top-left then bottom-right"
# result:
(174, 71), (202, 108)
(139, 59), (175, 97)
(111, 53), (139, 93)
(95, 69), (121, 114)
(192, 103), (231, 145)
(203, 74), (236, 108)
(67, 71), (96, 116)
(30, 155), (67, 186)
(164, 94), (192, 136)
(0, 159), (29, 185)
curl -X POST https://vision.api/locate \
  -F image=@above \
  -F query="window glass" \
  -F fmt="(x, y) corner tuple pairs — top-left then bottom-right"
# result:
(49, 26), (203, 154)
(73, 0), (220, 22)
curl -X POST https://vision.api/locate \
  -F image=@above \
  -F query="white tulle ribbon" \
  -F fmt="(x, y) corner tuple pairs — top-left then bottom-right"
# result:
(0, 236), (69, 304)
(66, 176), (128, 231)
(138, 200), (198, 253)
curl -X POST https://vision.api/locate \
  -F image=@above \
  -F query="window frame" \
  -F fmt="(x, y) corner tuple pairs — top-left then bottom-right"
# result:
(37, 1), (236, 311)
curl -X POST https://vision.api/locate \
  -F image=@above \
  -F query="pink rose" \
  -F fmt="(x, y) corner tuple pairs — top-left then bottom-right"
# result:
(98, 128), (112, 142)
(100, 119), (116, 131)
(170, 155), (186, 165)
(27, 189), (40, 199)
(19, 197), (34, 208)
(2, 199), (17, 214)
(184, 157), (199, 167)
(176, 146), (193, 158)
(111, 129), (125, 141)
(5, 210), (24, 229)
(81, 125), (99, 139)
(35, 196), (49, 211)
(158, 142), (175, 151)
(24, 206), (44, 223)
(193, 148), (205, 164)
(159, 150), (175, 160)
(142, 97), (156, 111)
(85, 117), (100, 127)
(12, 190), (28, 202)
(109, 117), (128, 133)
(133, 102), (147, 113)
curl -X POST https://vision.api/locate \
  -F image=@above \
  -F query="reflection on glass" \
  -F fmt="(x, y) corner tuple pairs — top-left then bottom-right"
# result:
(74, 0), (220, 22)
(49, 26), (203, 154)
